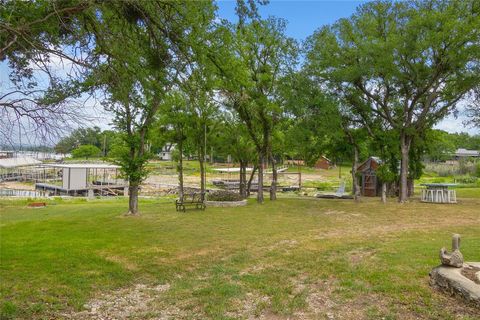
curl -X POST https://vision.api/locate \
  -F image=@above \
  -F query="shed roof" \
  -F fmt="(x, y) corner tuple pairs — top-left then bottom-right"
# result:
(455, 148), (479, 157)
(356, 156), (382, 172)
(43, 163), (120, 169)
(0, 157), (42, 168)
(317, 155), (332, 162)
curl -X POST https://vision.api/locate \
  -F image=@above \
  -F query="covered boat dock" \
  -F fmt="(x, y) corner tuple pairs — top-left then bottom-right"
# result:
(35, 163), (127, 196)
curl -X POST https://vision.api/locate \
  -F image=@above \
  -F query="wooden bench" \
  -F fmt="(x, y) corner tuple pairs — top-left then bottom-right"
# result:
(175, 192), (206, 212)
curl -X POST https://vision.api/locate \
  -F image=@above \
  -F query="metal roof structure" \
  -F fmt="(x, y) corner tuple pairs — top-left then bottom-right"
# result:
(454, 148), (479, 157)
(42, 163), (120, 169)
(212, 167), (253, 173)
(0, 157), (42, 168)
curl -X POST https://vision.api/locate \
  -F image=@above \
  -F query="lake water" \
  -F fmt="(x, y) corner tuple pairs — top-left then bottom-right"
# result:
(0, 189), (47, 197)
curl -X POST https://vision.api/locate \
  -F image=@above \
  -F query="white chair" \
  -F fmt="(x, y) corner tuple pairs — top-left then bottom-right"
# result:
(448, 190), (457, 203)
(426, 189), (435, 202)
(435, 189), (444, 203)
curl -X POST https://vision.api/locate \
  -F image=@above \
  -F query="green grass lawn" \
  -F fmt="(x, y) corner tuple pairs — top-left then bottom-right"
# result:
(1, 196), (479, 319)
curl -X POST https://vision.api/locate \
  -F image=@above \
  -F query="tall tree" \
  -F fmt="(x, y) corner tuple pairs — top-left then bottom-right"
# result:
(306, 0), (480, 202)
(214, 17), (297, 203)
(2, 1), (216, 214)
(153, 92), (191, 200)
(182, 68), (219, 196)
(92, 2), (215, 214)
(0, 0), (96, 145)
(216, 112), (257, 198)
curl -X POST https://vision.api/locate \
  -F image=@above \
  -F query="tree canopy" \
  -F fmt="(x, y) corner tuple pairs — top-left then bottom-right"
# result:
(1, 0), (479, 210)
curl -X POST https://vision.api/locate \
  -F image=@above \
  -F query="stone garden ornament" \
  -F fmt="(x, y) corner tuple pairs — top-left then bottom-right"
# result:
(439, 234), (464, 268)
(430, 234), (480, 308)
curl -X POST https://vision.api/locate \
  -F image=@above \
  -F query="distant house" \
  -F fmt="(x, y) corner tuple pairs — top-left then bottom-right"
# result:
(158, 143), (175, 161)
(0, 151), (15, 159)
(454, 148), (479, 159)
(356, 157), (382, 197)
(314, 156), (333, 169)
(285, 159), (305, 166)
(284, 156), (333, 168)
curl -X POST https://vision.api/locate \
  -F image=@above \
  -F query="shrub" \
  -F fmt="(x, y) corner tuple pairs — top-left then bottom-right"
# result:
(72, 144), (101, 159)
(432, 177), (448, 183)
(454, 175), (478, 184)
(207, 190), (244, 202)
(314, 182), (334, 191)
(476, 163), (480, 178)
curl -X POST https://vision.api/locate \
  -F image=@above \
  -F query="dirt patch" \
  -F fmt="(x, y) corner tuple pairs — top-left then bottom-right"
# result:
(225, 292), (271, 319)
(240, 264), (267, 275)
(314, 217), (478, 241)
(323, 210), (346, 215)
(68, 283), (171, 319)
(268, 239), (298, 251)
(289, 277), (413, 320)
(0, 181), (35, 190)
(174, 247), (219, 261)
(100, 253), (139, 271)
(348, 248), (376, 265)
(62, 277), (480, 319)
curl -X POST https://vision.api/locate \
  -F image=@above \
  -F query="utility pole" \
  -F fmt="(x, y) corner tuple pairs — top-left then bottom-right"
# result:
(338, 158), (342, 179)
(103, 134), (107, 157)
(204, 123), (207, 191)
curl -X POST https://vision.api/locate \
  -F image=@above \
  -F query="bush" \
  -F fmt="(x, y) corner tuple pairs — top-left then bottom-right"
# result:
(314, 182), (334, 191)
(454, 175), (478, 184)
(476, 163), (480, 178)
(432, 177), (448, 183)
(71, 144), (101, 159)
(207, 190), (244, 202)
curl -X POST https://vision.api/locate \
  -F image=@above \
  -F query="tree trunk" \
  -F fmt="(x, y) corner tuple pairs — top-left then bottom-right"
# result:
(399, 133), (411, 203)
(257, 153), (264, 203)
(407, 178), (414, 197)
(239, 160), (246, 198)
(269, 153), (277, 201)
(177, 138), (184, 200)
(246, 165), (257, 197)
(381, 182), (387, 204)
(199, 147), (205, 195)
(351, 145), (360, 201)
(127, 183), (139, 215)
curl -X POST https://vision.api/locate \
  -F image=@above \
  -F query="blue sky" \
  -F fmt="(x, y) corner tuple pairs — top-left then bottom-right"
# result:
(216, 0), (368, 41)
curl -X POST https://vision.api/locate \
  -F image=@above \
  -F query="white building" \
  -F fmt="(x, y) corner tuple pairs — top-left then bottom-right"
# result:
(454, 148), (480, 159)
(158, 143), (175, 161)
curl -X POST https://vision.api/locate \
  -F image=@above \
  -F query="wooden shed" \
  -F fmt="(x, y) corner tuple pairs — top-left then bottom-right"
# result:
(314, 156), (332, 169)
(356, 157), (382, 197)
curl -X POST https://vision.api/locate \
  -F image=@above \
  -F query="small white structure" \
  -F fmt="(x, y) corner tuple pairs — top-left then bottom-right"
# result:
(0, 157), (42, 181)
(158, 143), (175, 161)
(0, 150), (15, 159)
(454, 148), (479, 159)
(35, 163), (127, 196)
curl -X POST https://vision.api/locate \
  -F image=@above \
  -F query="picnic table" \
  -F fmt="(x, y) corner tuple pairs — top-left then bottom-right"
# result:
(420, 183), (457, 204)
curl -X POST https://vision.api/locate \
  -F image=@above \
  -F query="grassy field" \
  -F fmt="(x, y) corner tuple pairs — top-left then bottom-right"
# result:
(1, 196), (479, 319)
